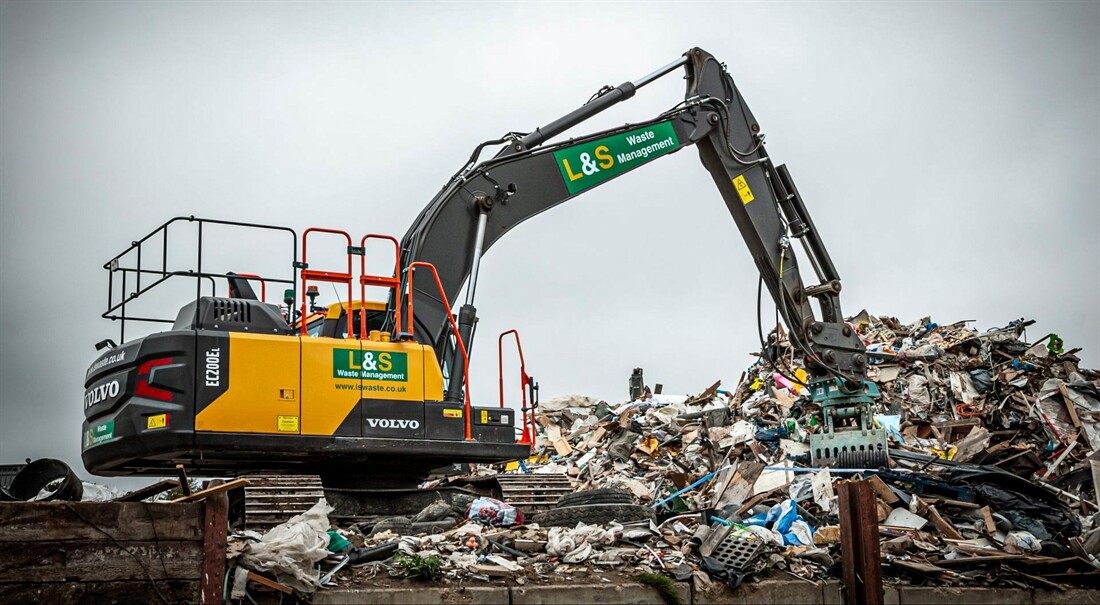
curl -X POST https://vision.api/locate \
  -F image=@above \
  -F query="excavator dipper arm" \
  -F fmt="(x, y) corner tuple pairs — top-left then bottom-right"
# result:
(393, 47), (869, 402)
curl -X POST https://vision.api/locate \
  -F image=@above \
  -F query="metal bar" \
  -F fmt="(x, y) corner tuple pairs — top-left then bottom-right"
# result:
(406, 262), (474, 439)
(651, 464), (733, 509)
(777, 165), (839, 282)
(102, 316), (175, 324)
(196, 221), (203, 304)
(633, 56), (689, 89)
(465, 211), (489, 306)
(136, 242), (142, 294)
(799, 238), (825, 283)
(838, 479), (883, 605)
(120, 270), (127, 343)
(515, 54), (686, 153)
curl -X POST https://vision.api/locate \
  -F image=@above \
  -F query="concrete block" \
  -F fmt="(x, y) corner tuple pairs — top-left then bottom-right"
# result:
(1034, 588), (1100, 605)
(511, 583), (688, 605)
(899, 586), (1031, 605)
(823, 581), (899, 605)
(314, 586), (508, 604)
(822, 580), (842, 604)
(696, 579), (824, 604)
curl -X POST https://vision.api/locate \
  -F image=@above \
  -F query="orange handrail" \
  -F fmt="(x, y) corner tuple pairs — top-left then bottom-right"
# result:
(358, 234), (402, 341)
(498, 329), (534, 445)
(300, 227), (354, 337)
(405, 261), (473, 441)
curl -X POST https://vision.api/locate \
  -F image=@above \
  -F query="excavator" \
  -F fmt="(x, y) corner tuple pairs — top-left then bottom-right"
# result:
(83, 47), (887, 496)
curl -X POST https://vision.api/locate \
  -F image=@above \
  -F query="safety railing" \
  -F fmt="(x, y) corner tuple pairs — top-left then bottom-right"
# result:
(102, 216), (297, 343)
(498, 329), (537, 446)
(358, 234), (402, 342)
(298, 228), (355, 337)
(405, 261), (473, 441)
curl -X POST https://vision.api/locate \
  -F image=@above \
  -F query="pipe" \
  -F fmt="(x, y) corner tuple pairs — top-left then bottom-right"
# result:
(465, 211), (489, 306)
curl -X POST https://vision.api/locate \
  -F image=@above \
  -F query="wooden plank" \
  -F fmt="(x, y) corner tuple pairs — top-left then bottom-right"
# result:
(980, 506), (996, 534)
(925, 497), (981, 510)
(925, 504), (963, 540)
(111, 479), (180, 502)
(200, 492), (228, 605)
(175, 464), (192, 496)
(716, 461), (764, 509)
(247, 571), (294, 594)
(1058, 384), (1083, 428)
(867, 474), (900, 505)
(1042, 437), (1079, 480)
(0, 540), (203, 582)
(0, 580), (200, 604)
(934, 555), (1030, 567)
(0, 502), (203, 542)
(552, 438), (574, 457)
(1092, 458), (1100, 510)
(170, 478), (248, 503)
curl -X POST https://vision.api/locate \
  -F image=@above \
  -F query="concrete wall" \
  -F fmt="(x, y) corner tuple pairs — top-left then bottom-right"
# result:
(315, 579), (1100, 605)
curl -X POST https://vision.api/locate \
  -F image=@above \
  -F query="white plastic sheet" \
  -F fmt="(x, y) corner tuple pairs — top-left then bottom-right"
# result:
(239, 498), (334, 593)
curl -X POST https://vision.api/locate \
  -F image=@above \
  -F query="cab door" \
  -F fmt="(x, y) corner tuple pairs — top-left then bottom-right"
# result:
(301, 336), (362, 436)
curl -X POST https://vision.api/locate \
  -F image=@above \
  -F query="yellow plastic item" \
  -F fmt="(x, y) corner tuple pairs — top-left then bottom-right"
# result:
(930, 445), (957, 461)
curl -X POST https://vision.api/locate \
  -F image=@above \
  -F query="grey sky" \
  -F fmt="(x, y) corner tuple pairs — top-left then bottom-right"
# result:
(1, 2), (1097, 486)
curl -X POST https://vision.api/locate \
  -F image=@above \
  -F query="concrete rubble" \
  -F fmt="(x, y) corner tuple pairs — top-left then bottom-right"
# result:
(223, 312), (1099, 601)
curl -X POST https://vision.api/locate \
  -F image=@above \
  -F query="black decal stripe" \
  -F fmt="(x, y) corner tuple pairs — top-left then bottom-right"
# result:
(335, 400), (362, 436)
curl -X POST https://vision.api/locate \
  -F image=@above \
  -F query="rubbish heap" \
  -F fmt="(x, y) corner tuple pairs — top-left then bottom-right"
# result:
(227, 312), (1099, 598)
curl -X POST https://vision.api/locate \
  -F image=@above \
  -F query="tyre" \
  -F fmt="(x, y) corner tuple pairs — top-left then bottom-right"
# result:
(411, 518), (459, 534)
(556, 487), (634, 508)
(370, 516), (412, 535)
(531, 503), (653, 527)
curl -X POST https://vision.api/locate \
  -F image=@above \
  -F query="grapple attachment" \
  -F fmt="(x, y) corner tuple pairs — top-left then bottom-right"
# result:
(808, 378), (889, 469)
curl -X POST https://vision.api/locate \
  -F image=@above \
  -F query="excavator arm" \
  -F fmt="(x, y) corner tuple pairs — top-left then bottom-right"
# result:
(393, 48), (885, 467)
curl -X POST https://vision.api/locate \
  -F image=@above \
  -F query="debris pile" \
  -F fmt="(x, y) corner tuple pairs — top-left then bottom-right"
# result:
(228, 313), (1100, 597)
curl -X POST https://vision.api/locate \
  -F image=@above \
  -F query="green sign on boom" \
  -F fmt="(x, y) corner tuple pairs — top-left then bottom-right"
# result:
(553, 121), (681, 195)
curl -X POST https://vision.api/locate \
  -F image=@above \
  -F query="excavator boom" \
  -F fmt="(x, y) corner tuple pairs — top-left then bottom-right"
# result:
(394, 48), (886, 467)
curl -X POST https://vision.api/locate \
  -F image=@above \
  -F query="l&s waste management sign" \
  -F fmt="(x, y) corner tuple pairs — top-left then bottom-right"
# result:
(553, 121), (681, 195)
(333, 349), (408, 382)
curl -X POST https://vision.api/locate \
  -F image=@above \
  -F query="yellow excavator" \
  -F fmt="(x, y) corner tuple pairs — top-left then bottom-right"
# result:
(83, 47), (887, 488)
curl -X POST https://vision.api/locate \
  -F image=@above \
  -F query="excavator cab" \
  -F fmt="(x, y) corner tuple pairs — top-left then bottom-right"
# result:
(298, 301), (388, 340)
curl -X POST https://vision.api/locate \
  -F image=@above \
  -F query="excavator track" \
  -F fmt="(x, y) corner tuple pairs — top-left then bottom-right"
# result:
(495, 473), (573, 513)
(241, 474), (326, 530)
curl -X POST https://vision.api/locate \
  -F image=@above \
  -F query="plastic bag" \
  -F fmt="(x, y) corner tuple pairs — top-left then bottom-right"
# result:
(1005, 531), (1041, 553)
(466, 496), (524, 527)
(546, 522), (621, 563)
(742, 499), (815, 546)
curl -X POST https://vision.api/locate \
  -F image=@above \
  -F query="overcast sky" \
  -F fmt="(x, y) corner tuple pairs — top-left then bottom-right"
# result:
(2, 2), (1097, 487)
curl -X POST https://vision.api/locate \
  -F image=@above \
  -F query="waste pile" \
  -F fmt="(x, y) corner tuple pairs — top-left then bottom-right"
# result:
(225, 312), (1099, 599)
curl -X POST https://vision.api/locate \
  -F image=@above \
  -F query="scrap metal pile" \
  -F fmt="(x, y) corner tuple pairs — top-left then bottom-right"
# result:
(227, 313), (1100, 598)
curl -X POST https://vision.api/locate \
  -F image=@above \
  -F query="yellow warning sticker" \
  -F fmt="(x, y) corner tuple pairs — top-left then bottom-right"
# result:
(146, 414), (168, 430)
(480, 410), (489, 424)
(443, 409), (463, 418)
(277, 415), (299, 433)
(733, 174), (755, 205)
